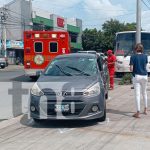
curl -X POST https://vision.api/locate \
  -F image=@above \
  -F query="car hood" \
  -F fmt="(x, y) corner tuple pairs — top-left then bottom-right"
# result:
(37, 75), (99, 91)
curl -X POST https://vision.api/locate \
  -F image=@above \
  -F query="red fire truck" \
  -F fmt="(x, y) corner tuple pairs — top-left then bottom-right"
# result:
(24, 31), (70, 78)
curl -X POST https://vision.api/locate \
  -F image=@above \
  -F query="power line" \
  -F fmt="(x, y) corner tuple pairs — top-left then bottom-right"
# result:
(142, 0), (150, 9)
(146, 0), (150, 5)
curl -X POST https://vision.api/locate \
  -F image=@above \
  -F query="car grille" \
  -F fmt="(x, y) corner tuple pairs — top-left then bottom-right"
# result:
(42, 88), (83, 96)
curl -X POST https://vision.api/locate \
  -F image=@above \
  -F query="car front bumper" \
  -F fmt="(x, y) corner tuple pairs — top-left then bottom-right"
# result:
(29, 92), (105, 120)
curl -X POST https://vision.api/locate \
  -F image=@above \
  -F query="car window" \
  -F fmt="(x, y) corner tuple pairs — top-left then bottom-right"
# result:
(49, 42), (58, 53)
(97, 56), (103, 71)
(45, 57), (98, 76)
(34, 42), (43, 53)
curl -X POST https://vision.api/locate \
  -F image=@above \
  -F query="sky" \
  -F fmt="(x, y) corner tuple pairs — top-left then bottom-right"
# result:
(1, 0), (150, 30)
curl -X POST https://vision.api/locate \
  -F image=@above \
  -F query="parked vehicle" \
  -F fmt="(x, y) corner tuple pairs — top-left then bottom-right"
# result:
(30, 53), (108, 122)
(115, 31), (150, 76)
(24, 31), (70, 79)
(77, 51), (109, 99)
(0, 55), (7, 69)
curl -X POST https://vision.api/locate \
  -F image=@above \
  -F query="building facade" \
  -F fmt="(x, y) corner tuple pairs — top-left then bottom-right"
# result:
(0, 0), (82, 64)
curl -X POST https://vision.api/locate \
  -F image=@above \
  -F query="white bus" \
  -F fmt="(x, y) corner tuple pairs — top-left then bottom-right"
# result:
(115, 31), (150, 76)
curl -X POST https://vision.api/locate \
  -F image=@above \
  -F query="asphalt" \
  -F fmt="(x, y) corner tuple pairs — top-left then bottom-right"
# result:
(0, 64), (24, 72)
(0, 84), (150, 150)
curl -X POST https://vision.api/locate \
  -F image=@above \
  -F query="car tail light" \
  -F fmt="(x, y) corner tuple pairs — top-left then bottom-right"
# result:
(26, 61), (31, 68)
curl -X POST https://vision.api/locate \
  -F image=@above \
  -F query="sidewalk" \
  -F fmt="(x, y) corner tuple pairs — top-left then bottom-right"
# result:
(0, 64), (24, 72)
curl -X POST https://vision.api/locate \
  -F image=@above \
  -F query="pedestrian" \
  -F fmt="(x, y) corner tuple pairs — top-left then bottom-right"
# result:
(130, 43), (148, 118)
(106, 50), (116, 90)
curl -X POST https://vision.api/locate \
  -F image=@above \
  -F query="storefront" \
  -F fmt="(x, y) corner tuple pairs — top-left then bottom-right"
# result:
(0, 40), (24, 64)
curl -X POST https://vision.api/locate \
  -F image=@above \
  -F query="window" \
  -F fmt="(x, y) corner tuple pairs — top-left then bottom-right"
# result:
(49, 42), (58, 53)
(45, 57), (98, 76)
(34, 42), (43, 53)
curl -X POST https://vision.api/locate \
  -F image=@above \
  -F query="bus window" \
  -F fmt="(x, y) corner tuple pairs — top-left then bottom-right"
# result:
(49, 42), (58, 53)
(34, 42), (43, 53)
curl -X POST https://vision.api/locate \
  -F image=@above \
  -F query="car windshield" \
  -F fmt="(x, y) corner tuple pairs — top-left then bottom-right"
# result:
(44, 57), (98, 76)
(115, 33), (134, 56)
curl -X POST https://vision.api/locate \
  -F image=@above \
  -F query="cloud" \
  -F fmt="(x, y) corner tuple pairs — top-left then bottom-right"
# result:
(32, 0), (82, 15)
(83, 0), (127, 19)
(142, 10), (150, 31)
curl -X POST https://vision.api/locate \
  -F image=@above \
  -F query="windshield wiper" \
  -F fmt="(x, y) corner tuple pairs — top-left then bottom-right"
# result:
(66, 66), (90, 76)
(55, 64), (72, 76)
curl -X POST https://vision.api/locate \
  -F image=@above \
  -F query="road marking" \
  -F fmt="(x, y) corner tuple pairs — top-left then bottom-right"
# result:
(58, 128), (75, 134)
(98, 118), (110, 125)
(108, 97), (111, 100)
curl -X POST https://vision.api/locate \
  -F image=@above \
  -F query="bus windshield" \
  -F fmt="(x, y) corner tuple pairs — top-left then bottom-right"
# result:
(141, 33), (150, 55)
(115, 32), (150, 56)
(115, 33), (134, 56)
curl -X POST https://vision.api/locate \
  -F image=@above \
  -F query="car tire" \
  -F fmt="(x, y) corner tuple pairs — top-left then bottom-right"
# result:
(105, 92), (108, 99)
(1, 66), (5, 69)
(97, 103), (106, 122)
(33, 118), (41, 123)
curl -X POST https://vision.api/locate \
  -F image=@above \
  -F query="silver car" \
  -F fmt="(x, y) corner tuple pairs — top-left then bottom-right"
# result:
(0, 55), (7, 69)
(30, 53), (107, 122)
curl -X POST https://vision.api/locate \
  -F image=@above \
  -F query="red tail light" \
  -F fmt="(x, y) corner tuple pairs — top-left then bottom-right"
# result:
(26, 61), (31, 68)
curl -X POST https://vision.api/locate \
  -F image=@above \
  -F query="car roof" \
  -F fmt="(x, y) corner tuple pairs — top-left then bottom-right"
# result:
(55, 53), (97, 59)
(78, 51), (97, 54)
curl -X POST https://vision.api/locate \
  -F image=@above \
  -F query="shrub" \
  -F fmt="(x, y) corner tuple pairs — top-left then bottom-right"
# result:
(119, 73), (132, 85)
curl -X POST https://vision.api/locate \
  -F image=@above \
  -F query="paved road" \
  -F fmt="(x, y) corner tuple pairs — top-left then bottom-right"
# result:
(0, 85), (150, 150)
(0, 66), (35, 120)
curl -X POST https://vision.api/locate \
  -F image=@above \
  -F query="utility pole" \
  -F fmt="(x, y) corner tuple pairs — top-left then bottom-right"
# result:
(136, 0), (141, 44)
(0, 7), (8, 57)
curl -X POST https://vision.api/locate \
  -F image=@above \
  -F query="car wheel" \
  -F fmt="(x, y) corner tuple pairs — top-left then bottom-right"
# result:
(1, 66), (5, 69)
(33, 118), (41, 123)
(105, 92), (108, 99)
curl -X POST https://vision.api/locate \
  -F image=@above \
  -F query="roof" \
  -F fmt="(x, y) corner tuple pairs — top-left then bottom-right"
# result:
(116, 31), (150, 35)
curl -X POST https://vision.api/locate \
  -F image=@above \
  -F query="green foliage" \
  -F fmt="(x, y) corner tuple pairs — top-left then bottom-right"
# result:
(82, 19), (137, 53)
(82, 28), (103, 52)
(119, 73), (132, 85)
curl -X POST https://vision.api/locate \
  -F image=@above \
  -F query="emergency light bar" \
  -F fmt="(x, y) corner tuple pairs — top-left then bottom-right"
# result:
(60, 34), (66, 38)
(52, 34), (57, 38)
(35, 34), (40, 38)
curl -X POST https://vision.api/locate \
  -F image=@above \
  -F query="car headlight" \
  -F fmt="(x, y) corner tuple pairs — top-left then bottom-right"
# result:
(31, 82), (44, 96)
(83, 82), (100, 97)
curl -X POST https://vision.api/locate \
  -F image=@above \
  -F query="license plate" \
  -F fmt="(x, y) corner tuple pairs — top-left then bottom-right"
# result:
(55, 104), (70, 112)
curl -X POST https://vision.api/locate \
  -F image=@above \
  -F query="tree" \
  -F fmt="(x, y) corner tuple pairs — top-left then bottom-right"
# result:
(82, 19), (136, 53)
(82, 28), (103, 51)
(124, 23), (136, 31)
(102, 19), (137, 51)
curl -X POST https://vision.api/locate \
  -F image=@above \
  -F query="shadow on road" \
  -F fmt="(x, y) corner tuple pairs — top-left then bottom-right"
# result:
(10, 75), (37, 82)
(20, 114), (98, 128)
(107, 108), (134, 117)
